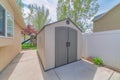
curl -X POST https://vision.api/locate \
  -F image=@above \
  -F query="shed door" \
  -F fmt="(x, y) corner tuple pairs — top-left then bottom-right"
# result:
(68, 28), (77, 63)
(55, 27), (77, 67)
(55, 27), (68, 67)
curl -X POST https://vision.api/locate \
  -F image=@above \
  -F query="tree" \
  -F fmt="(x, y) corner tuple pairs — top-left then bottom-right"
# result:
(25, 5), (34, 25)
(22, 25), (37, 35)
(16, 0), (25, 16)
(21, 25), (37, 40)
(57, 0), (99, 32)
(16, 0), (24, 10)
(26, 4), (51, 30)
(21, 25), (37, 45)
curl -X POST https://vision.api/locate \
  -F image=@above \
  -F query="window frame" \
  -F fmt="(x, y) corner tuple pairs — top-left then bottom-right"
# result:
(6, 11), (14, 38)
(0, 4), (6, 37)
(0, 3), (14, 38)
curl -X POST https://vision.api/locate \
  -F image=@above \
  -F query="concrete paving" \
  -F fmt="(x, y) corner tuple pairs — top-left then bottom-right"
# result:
(110, 72), (120, 80)
(0, 50), (120, 80)
(44, 61), (120, 80)
(0, 50), (44, 80)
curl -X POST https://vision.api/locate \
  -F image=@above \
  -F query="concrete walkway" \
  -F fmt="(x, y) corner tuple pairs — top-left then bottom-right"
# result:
(0, 50), (120, 80)
(0, 50), (44, 80)
(44, 61), (120, 80)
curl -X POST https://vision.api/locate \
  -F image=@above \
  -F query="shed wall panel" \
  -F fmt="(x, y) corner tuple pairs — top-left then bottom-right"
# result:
(37, 29), (46, 69)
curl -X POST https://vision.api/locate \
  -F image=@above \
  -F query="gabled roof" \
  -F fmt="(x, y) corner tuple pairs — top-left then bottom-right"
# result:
(37, 18), (82, 34)
(8, 0), (26, 29)
(93, 2), (120, 22)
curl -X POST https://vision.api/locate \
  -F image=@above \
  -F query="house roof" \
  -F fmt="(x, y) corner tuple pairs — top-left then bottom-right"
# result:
(92, 13), (106, 21)
(37, 18), (82, 34)
(8, 0), (26, 29)
(93, 2), (120, 22)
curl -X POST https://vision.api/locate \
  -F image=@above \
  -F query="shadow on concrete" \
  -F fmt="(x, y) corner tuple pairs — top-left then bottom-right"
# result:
(0, 52), (24, 80)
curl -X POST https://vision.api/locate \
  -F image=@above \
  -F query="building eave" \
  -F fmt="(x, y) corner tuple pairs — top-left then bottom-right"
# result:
(8, 0), (26, 29)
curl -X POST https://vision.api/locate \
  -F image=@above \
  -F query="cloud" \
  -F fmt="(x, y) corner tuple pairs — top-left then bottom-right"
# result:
(22, 0), (58, 22)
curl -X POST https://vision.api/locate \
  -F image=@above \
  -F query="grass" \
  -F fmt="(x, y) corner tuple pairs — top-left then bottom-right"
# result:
(22, 43), (37, 50)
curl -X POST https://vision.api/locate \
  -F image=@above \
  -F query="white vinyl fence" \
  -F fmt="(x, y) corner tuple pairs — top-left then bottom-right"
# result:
(83, 30), (120, 69)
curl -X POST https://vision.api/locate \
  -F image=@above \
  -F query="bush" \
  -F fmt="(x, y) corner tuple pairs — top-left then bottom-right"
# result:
(22, 43), (37, 50)
(93, 57), (103, 66)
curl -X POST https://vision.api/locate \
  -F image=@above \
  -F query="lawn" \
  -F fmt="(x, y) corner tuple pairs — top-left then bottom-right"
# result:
(22, 43), (37, 50)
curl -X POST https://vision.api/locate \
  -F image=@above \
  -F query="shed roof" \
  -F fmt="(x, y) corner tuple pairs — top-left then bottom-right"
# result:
(38, 18), (82, 34)
(93, 2), (120, 22)
(8, 0), (26, 29)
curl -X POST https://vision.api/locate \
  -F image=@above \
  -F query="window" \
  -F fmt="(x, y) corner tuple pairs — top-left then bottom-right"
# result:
(0, 5), (5, 36)
(7, 12), (14, 37)
(0, 4), (14, 37)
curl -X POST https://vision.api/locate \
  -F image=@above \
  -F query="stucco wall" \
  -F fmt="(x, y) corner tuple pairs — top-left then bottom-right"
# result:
(44, 20), (83, 70)
(83, 30), (120, 69)
(0, 1), (22, 71)
(0, 23), (21, 71)
(0, 0), (14, 47)
(93, 4), (120, 32)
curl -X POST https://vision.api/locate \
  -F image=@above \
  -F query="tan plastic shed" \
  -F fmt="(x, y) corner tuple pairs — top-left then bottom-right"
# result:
(37, 18), (83, 71)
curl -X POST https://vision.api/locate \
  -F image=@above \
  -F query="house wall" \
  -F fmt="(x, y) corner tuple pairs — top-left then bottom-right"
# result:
(93, 4), (120, 32)
(0, 23), (22, 71)
(0, 1), (22, 71)
(83, 30), (120, 69)
(0, 0), (14, 46)
(37, 29), (46, 69)
(44, 20), (83, 70)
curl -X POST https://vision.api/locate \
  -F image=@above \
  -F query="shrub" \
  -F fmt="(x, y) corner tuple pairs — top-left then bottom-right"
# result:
(22, 43), (37, 50)
(93, 57), (103, 66)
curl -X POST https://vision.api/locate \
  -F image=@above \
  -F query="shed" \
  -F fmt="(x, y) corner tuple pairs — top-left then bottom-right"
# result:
(37, 18), (83, 71)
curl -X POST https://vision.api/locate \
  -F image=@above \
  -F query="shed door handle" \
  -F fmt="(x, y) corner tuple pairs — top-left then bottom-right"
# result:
(66, 42), (70, 47)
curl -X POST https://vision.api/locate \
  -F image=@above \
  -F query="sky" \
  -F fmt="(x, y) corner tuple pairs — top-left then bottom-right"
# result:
(22, 0), (120, 22)
(97, 0), (120, 15)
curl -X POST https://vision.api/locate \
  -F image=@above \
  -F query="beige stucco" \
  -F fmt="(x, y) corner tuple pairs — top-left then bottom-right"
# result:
(0, 0), (25, 71)
(37, 19), (83, 70)
(93, 3), (120, 32)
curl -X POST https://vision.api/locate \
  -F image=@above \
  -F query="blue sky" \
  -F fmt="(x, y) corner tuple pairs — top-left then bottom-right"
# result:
(23, 0), (120, 21)
(97, 0), (120, 15)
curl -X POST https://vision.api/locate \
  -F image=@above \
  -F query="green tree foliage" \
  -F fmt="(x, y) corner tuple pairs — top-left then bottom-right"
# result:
(57, 0), (99, 32)
(16, 0), (24, 10)
(26, 4), (51, 30)
(16, 0), (25, 16)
